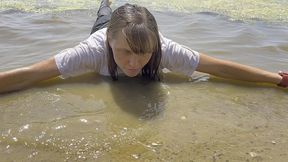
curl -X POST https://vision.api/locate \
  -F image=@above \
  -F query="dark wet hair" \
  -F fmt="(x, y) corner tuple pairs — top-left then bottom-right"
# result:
(106, 3), (162, 81)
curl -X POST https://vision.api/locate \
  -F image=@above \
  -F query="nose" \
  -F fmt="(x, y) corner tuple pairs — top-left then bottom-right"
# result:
(128, 54), (141, 68)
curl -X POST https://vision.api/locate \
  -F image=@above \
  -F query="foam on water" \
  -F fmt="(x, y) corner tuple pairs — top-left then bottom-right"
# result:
(1, 0), (288, 23)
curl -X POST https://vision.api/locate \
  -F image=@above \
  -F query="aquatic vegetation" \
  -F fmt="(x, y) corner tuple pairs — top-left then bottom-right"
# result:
(1, 0), (288, 23)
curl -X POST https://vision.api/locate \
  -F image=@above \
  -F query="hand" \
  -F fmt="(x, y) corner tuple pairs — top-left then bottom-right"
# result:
(277, 71), (288, 88)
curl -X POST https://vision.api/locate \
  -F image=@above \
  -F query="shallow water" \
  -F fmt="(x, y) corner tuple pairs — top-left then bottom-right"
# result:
(1, 0), (288, 161)
(1, 0), (288, 23)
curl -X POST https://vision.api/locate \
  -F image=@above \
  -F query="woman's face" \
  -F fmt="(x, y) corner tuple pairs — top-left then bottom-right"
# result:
(109, 32), (153, 77)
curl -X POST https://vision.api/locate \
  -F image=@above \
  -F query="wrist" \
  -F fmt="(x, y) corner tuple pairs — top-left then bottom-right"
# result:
(277, 72), (288, 88)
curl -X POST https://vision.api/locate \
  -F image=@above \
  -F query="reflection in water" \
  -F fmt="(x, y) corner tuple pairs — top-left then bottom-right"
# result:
(109, 76), (168, 120)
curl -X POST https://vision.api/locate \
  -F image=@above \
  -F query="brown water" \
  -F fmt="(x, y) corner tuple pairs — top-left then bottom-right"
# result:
(1, 2), (288, 162)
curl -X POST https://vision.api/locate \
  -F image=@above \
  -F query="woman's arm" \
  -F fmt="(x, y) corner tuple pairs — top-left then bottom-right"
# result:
(196, 53), (283, 86)
(0, 57), (60, 94)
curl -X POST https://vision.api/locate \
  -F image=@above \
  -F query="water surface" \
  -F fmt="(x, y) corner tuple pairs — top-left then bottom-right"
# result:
(1, 0), (288, 161)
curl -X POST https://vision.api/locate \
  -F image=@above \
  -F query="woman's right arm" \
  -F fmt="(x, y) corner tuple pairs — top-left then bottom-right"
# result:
(0, 57), (60, 94)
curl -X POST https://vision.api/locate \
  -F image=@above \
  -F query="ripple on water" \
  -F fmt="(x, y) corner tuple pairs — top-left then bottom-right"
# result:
(1, 0), (288, 23)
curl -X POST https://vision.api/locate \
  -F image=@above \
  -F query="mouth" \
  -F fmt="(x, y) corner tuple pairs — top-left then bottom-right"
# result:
(125, 68), (141, 76)
(127, 68), (139, 72)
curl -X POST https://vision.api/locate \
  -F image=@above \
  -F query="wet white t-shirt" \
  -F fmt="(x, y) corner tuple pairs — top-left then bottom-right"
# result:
(54, 28), (200, 79)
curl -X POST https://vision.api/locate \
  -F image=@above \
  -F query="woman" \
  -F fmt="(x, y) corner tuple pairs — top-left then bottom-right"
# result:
(0, 0), (287, 94)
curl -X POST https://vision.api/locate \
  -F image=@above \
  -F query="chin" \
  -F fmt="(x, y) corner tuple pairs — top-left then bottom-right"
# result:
(124, 70), (141, 77)
(125, 73), (139, 77)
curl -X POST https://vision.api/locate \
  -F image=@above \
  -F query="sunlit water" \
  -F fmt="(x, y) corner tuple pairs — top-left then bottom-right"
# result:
(1, 0), (288, 161)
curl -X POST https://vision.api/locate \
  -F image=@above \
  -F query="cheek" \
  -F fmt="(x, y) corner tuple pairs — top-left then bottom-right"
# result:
(113, 51), (127, 65)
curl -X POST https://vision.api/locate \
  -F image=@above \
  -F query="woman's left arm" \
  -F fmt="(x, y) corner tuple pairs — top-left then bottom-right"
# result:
(196, 53), (286, 86)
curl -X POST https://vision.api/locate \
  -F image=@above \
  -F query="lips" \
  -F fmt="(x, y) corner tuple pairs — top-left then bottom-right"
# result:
(126, 68), (141, 76)
(127, 69), (139, 72)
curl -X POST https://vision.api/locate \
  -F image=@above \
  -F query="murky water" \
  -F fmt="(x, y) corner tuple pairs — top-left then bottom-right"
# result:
(1, 0), (288, 161)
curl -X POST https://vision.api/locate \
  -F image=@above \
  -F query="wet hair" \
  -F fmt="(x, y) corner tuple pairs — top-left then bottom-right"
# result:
(106, 3), (162, 81)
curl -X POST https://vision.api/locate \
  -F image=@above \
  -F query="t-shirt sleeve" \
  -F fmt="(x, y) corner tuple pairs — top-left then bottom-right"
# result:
(160, 33), (200, 76)
(54, 30), (106, 79)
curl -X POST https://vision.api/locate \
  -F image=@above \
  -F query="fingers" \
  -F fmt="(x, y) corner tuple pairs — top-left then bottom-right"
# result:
(277, 71), (288, 87)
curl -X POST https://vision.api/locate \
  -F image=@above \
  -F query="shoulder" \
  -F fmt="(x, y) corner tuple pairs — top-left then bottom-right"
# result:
(158, 32), (200, 76)
(86, 28), (108, 49)
(90, 28), (107, 39)
(159, 32), (182, 54)
(74, 28), (109, 59)
(159, 32), (169, 49)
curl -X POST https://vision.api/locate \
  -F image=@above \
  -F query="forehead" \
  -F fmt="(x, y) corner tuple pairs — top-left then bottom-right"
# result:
(109, 27), (157, 54)
(110, 31), (131, 50)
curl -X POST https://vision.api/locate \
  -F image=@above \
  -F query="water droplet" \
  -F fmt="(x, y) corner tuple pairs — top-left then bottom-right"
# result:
(132, 154), (140, 159)
(120, 127), (128, 135)
(55, 125), (66, 130)
(249, 152), (257, 157)
(80, 119), (88, 123)
(151, 142), (159, 146)
(181, 116), (187, 120)
(32, 152), (38, 156)
(12, 137), (18, 142)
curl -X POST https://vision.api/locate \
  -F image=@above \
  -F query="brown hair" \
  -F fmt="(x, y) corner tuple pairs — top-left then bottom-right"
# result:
(106, 3), (162, 81)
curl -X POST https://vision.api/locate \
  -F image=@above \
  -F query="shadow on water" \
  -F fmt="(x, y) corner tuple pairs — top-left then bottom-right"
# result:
(108, 76), (168, 120)
(107, 72), (211, 120)
(36, 73), (170, 121)
(1, 72), (169, 121)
